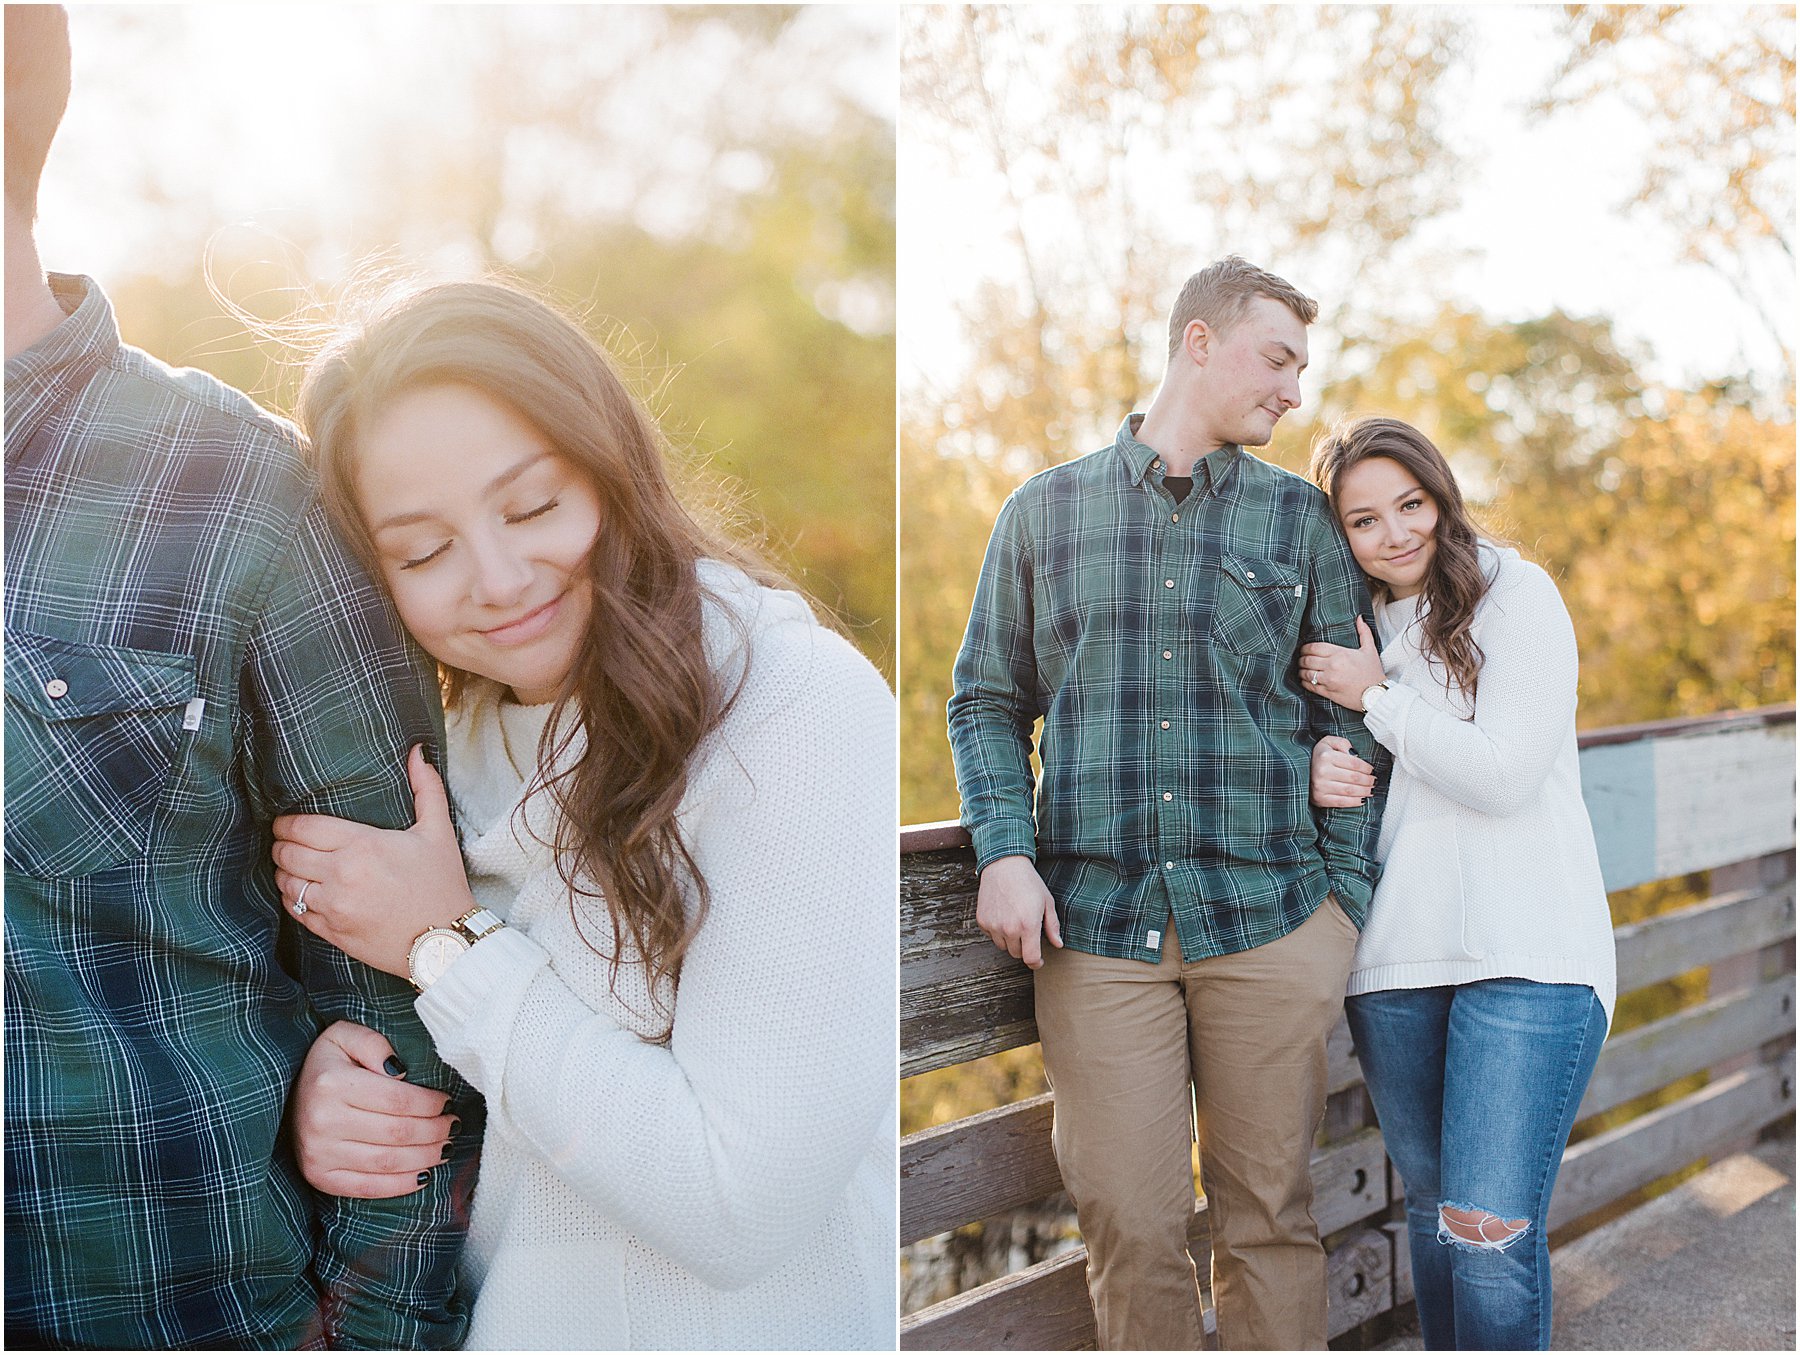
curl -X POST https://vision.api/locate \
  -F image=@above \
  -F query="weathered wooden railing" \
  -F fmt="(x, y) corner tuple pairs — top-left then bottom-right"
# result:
(900, 705), (1796, 1349)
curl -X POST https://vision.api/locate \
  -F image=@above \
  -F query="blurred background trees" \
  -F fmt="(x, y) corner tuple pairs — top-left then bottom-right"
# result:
(41, 5), (896, 676)
(900, 3), (1795, 824)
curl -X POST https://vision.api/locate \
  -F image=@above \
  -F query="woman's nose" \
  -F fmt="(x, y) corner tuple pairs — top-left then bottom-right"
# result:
(467, 535), (533, 607)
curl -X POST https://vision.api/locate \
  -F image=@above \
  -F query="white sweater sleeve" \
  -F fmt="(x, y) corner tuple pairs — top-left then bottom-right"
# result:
(1362, 562), (1578, 817)
(417, 623), (897, 1290)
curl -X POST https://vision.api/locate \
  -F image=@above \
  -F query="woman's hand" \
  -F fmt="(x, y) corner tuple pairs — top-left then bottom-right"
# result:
(273, 745), (477, 977)
(1312, 735), (1377, 808)
(293, 1021), (459, 1198)
(1298, 615), (1387, 710)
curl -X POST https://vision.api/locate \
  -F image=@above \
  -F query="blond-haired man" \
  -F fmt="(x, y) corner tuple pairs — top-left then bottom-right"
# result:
(949, 257), (1384, 1349)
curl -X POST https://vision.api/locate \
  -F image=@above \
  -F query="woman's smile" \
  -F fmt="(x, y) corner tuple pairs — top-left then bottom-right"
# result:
(477, 593), (564, 646)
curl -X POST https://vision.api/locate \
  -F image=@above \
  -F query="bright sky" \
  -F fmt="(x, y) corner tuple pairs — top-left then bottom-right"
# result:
(897, 5), (1794, 400)
(32, 5), (1790, 400)
(37, 4), (899, 285)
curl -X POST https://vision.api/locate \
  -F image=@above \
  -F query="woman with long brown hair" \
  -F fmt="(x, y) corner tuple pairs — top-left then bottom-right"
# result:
(1296, 415), (1615, 1350)
(266, 280), (896, 1350)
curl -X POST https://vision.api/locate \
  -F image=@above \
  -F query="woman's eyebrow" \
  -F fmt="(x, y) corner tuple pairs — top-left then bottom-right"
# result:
(482, 451), (552, 499)
(1340, 483), (1425, 518)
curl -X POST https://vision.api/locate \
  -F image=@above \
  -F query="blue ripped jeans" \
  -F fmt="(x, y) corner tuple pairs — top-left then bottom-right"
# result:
(1345, 979), (1607, 1350)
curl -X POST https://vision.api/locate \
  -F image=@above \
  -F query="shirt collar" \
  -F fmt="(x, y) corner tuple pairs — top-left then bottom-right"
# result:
(5, 274), (119, 462)
(1113, 412), (1242, 492)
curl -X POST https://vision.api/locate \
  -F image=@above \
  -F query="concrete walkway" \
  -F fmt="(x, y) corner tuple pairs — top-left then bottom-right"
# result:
(1375, 1130), (1796, 1351)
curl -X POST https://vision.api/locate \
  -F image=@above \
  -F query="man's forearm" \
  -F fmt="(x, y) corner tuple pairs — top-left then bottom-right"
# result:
(945, 688), (1039, 869)
(1311, 700), (1385, 920)
(292, 931), (483, 1349)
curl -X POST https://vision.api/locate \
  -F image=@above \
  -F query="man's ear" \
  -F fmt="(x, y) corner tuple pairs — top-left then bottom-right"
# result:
(1183, 318), (1212, 368)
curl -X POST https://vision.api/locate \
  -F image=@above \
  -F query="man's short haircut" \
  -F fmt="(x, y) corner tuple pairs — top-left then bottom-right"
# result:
(1166, 256), (1318, 358)
(5, 5), (72, 220)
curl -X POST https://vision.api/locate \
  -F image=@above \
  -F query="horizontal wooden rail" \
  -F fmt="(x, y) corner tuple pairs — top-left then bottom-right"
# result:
(901, 1094), (1057, 1248)
(900, 703), (1797, 858)
(1613, 880), (1795, 991)
(1579, 975), (1794, 1121)
(901, 1102), (1388, 1249)
(1551, 1055), (1795, 1230)
(1571, 701), (1795, 748)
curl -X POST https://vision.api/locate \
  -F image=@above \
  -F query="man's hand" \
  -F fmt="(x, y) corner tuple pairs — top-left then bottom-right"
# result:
(976, 854), (1062, 970)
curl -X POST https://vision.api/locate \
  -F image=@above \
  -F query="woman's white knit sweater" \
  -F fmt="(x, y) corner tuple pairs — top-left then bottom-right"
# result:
(1351, 545), (1617, 1025)
(415, 562), (898, 1350)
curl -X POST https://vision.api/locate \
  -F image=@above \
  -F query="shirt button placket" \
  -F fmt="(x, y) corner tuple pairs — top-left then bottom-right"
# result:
(1153, 487), (1185, 919)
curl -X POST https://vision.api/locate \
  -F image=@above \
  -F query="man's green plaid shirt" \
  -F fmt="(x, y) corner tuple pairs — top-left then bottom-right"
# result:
(949, 415), (1386, 964)
(3, 275), (481, 1349)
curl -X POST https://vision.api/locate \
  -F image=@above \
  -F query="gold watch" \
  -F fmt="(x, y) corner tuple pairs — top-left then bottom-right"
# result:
(407, 905), (506, 992)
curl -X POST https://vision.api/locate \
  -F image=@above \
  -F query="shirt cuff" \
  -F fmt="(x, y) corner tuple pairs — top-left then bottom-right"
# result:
(968, 817), (1037, 873)
(415, 925), (550, 1095)
(1324, 870), (1373, 925)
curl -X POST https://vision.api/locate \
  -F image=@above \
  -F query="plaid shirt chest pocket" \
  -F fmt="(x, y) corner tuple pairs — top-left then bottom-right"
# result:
(1212, 552), (1304, 656)
(3, 631), (196, 878)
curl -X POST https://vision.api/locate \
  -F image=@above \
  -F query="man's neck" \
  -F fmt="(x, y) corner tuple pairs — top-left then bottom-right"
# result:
(1133, 388), (1226, 480)
(5, 214), (67, 360)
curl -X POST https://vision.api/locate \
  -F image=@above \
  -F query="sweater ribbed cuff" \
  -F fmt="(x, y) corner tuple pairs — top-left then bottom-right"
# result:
(1360, 677), (1413, 748)
(415, 925), (550, 1094)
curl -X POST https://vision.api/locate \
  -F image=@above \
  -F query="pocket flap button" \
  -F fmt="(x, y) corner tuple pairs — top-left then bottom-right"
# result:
(44, 679), (68, 699)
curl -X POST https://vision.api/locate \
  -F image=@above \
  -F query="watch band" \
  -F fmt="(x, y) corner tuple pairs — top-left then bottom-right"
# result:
(453, 906), (506, 943)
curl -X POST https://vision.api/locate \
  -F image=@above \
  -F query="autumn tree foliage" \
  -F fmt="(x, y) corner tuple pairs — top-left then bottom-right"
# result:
(900, 5), (1795, 825)
(69, 7), (897, 677)
(1536, 4), (1795, 358)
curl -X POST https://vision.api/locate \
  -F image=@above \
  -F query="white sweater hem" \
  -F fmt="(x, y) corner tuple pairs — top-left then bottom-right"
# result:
(1348, 956), (1615, 1027)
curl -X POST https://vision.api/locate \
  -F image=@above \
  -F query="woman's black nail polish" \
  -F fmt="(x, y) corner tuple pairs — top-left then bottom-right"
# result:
(441, 1140), (454, 1161)
(384, 1055), (407, 1078)
(417, 1170), (431, 1186)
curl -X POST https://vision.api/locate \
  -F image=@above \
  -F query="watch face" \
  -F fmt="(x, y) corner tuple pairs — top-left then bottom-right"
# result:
(412, 930), (469, 988)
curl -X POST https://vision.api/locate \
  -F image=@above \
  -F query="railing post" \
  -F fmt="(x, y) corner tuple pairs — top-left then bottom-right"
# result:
(1708, 848), (1799, 1155)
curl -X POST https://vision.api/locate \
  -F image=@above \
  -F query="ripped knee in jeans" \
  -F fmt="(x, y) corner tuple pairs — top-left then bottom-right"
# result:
(1437, 1202), (1530, 1252)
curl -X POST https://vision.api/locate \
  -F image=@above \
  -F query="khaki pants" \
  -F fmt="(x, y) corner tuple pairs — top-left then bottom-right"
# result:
(1034, 897), (1359, 1351)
